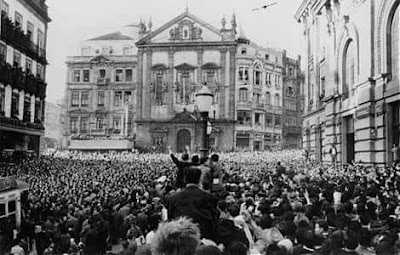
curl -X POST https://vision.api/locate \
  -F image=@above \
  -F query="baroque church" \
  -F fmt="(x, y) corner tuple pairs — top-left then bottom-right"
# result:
(135, 9), (237, 152)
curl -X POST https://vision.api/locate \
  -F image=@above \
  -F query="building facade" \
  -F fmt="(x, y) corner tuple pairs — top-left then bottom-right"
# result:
(135, 10), (237, 152)
(282, 52), (304, 149)
(42, 100), (64, 149)
(296, 0), (400, 164)
(235, 38), (285, 150)
(64, 26), (141, 150)
(0, 0), (50, 156)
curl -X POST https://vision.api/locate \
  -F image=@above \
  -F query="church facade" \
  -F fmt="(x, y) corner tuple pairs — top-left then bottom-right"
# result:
(135, 10), (237, 152)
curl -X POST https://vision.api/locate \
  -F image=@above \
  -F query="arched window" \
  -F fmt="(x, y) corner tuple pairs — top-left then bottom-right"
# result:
(265, 92), (271, 105)
(343, 40), (355, 98)
(390, 7), (400, 81)
(239, 88), (248, 102)
(253, 63), (262, 85)
(275, 93), (280, 107)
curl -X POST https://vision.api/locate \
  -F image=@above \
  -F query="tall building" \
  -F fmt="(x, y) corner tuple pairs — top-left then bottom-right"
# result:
(135, 9), (237, 152)
(295, 0), (400, 164)
(64, 25), (140, 151)
(282, 51), (304, 149)
(235, 37), (284, 150)
(0, 0), (50, 156)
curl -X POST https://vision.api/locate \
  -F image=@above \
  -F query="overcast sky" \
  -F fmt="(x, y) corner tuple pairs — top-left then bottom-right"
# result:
(45, 0), (305, 104)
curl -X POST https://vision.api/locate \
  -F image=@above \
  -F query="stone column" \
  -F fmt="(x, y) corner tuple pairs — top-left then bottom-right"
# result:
(197, 49), (203, 83)
(18, 91), (24, 120)
(120, 115), (124, 136)
(4, 85), (12, 117)
(219, 50), (226, 119)
(30, 94), (35, 122)
(168, 50), (175, 114)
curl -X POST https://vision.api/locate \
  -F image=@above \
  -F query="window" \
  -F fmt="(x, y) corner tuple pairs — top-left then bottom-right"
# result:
(25, 58), (32, 74)
(81, 47), (89, 56)
(254, 93), (261, 104)
(99, 69), (106, 78)
(83, 70), (90, 82)
(11, 91), (19, 117)
(255, 113), (261, 125)
(73, 70), (81, 82)
(239, 88), (248, 102)
(390, 7), (400, 81)
(27, 22), (34, 41)
(71, 91), (79, 106)
(254, 64), (262, 85)
(37, 29), (44, 52)
(343, 40), (355, 98)
(36, 64), (43, 79)
(241, 48), (247, 54)
(265, 72), (271, 86)
(275, 74), (280, 87)
(98, 91), (104, 106)
(155, 70), (163, 105)
(114, 91), (122, 107)
(123, 46), (131, 55)
(275, 114), (281, 126)
(113, 117), (121, 130)
(238, 67), (249, 81)
(35, 100), (40, 120)
(182, 26), (190, 39)
(0, 43), (6, 62)
(80, 117), (88, 133)
(124, 91), (131, 105)
(96, 117), (104, 129)
(206, 70), (215, 85)
(236, 133), (250, 148)
(237, 111), (251, 124)
(265, 92), (271, 105)
(265, 113), (273, 127)
(70, 117), (78, 133)
(14, 12), (22, 28)
(125, 69), (133, 82)
(0, 87), (5, 113)
(115, 69), (123, 82)
(23, 95), (30, 122)
(81, 91), (89, 106)
(275, 94), (280, 107)
(8, 200), (16, 213)
(13, 50), (21, 67)
(320, 77), (326, 98)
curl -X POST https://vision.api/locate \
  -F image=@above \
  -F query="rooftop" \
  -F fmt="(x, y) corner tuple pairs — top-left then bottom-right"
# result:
(88, 32), (133, 41)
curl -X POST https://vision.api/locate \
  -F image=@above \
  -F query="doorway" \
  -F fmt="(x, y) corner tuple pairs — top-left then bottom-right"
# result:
(345, 116), (355, 164)
(177, 129), (191, 152)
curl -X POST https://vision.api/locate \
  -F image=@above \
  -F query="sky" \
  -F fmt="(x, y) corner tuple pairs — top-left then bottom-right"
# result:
(45, 0), (305, 104)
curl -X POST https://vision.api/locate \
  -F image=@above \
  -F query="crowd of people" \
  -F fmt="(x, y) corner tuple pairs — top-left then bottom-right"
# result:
(0, 148), (399, 255)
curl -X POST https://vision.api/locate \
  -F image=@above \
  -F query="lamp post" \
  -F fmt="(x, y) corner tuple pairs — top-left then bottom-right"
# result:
(196, 86), (213, 159)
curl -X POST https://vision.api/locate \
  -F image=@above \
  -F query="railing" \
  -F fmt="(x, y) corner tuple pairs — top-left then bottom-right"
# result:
(0, 115), (44, 130)
(0, 16), (47, 65)
(0, 61), (47, 98)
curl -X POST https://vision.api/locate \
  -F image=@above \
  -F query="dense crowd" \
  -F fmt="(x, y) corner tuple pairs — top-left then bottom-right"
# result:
(0, 149), (399, 255)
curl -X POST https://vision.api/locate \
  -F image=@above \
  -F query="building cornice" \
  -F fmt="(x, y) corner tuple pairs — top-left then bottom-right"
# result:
(137, 41), (237, 50)
(295, 0), (327, 22)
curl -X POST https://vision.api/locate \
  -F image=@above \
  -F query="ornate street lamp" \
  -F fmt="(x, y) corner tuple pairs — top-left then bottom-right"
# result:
(196, 86), (213, 159)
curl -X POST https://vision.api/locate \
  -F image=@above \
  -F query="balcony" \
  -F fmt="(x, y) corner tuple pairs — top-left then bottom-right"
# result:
(0, 115), (44, 130)
(0, 16), (47, 65)
(0, 61), (47, 98)
(237, 101), (252, 109)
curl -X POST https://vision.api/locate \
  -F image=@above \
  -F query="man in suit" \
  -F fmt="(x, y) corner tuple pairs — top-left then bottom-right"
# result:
(166, 167), (219, 242)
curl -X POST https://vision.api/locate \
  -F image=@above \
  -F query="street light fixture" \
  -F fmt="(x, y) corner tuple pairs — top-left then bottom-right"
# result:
(196, 85), (213, 159)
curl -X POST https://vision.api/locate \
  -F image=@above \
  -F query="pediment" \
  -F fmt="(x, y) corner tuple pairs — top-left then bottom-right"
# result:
(171, 109), (198, 122)
(201, 62), (220, 69)
(174, 62), (197, 70)
(152, 63), (168, 70)
(90, 55), (112, 64)
(137, 12), (222, 45)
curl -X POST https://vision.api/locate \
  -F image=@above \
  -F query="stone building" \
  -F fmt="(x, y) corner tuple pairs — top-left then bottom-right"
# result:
(64, 24), (144, 150)
(282, 51), (304, 149)
(42, 100), (64, 149)
(135, 9), (237, 152)
(0, 0), (50, 156)
(235, 37), (285, 150)
(295, 0), (400, 164)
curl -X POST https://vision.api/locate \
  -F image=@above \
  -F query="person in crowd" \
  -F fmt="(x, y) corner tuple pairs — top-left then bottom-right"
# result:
(166, 167), (219, 241)
(151, 217), (200, 255)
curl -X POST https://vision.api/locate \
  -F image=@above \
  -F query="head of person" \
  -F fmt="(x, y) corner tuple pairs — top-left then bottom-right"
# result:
(185, 167), (202, 185)
(191, 154), (200, 165)
(210, 154), (219, 162)
(151, 217), (200, 255)
(266, 244), (285, 255)
(182, 153), (189, 161)
(195, 245), (222, 255)
(225, 241), (248, 255)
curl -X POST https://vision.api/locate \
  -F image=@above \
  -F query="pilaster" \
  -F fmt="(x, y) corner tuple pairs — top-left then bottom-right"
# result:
(219, 50), (226, 119)
(30, 94), (35, 122)
(18, 91), (24, 120)
(4, 85), (12, 117)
